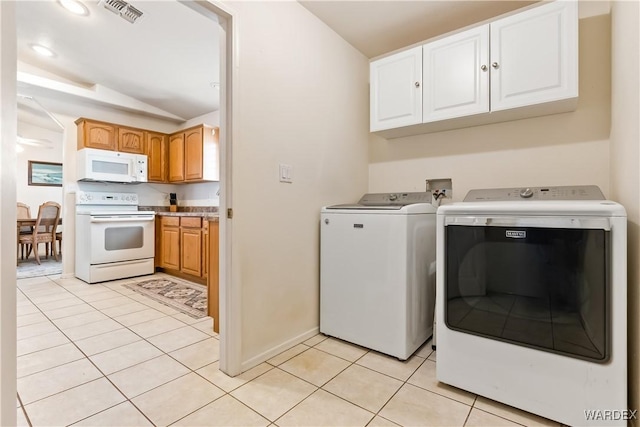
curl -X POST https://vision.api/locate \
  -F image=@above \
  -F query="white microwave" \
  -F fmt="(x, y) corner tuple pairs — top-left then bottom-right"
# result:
(77, 148), (148, 183)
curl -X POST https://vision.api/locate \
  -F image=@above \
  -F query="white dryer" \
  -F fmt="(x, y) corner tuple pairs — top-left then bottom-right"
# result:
(320, 192), (437, 360)
(436, 186), (627, 426)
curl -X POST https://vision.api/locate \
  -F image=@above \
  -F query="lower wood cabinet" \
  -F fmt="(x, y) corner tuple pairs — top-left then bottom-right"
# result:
(180, 217), (203, 277)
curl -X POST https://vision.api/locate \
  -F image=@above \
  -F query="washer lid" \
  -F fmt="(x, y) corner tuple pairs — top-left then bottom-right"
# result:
(326, 192), (433, 210)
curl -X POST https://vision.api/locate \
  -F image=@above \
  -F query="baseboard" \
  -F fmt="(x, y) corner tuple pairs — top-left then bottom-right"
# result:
(240, 326), (320, 373)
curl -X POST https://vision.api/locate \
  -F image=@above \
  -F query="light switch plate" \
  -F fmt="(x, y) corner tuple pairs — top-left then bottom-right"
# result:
(279, 164), (293, 183)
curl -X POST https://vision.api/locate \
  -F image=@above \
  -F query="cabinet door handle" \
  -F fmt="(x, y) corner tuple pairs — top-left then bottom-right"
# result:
(415, 81), (420, 88)
(492, 62), (499, 69)
(481, 65), (488, 71)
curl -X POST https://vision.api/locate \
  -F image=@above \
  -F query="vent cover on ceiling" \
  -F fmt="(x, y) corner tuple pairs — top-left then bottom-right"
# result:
(100, 0), (144, 24)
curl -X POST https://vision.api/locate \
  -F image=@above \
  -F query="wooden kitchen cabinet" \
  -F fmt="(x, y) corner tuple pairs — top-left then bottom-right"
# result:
(76, 118), (117, 151)
(118, 126), (145, 154)
(202, 220), (209, 279)
(180, 217), (203, 277)
(146, 131), (168, 182)
(160, 216), (180, 270)
(169, 125), (219, 183)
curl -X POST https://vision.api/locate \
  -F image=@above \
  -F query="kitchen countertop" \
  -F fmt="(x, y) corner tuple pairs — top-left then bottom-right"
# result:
(154, 211), (219, 220)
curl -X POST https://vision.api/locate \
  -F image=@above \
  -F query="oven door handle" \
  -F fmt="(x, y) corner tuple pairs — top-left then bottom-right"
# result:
(445, 216), (611, 230)
(90, 216), (155, 223)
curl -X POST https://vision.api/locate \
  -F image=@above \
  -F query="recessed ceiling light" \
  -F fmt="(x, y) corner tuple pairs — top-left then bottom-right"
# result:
(58, 0), (89, 16)
(30, 44), (56, 58)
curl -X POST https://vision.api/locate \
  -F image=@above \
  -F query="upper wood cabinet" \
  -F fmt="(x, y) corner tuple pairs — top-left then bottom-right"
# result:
(169, 125), (219, 183)
(118, 127), (145, 154)
(371, 1), (578, 137)
(370, 46), (423, 132)
(146, 131), (168, 182)
(76, 118), (117, 151)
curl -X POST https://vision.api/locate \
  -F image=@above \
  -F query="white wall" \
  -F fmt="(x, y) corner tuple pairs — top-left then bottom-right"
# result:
(226, 1), (370, 369)
(610, 0), (640, 417)
(16, 121), (63, 211)
(369, 8), (611, 201)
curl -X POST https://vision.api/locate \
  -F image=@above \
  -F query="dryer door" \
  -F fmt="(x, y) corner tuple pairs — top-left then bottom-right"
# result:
(444, 216), (610, 362)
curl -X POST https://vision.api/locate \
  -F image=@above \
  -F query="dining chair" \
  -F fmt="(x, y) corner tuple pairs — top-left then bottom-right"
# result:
(19, 201), (61, 265)
(17, 202), (32, 260)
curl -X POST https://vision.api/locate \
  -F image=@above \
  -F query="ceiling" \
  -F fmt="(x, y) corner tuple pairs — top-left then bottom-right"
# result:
(16, 0), (220, 124)
(15, 0), (538, 129)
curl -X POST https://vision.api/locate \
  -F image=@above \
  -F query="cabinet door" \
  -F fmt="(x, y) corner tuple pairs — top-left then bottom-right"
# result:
(490, 1), (578, 111)
(181, 228), (202, 277)
(423, 25), (489, 122)
(168, 133), (185, 182)
(161, 225), (180, 270)
(202, 222), (209, 279)
(118, 127), (145, 154)
(370, 46), (423, 131)
(184, 127), (204, 181)
(146, 132), (167, 182)
(77, 119), (117, 151)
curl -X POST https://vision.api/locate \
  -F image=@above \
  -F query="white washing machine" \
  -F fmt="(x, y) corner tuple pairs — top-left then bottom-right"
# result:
(436, 186), (627, 426)
(320, 192), (437, 360)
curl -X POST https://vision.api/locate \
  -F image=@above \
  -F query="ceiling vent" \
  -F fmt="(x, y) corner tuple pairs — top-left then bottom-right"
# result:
(100, 0), (144, 24)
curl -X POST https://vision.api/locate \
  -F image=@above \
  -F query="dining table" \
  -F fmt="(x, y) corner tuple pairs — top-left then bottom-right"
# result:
(17, 217), (62, 262)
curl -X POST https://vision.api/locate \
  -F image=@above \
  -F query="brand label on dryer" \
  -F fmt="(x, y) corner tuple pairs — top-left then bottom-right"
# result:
(353, 224), (364, 229)
(506, 230), (526, 239)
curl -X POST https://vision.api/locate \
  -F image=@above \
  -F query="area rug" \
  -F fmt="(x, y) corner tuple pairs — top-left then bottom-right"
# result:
(17, 256), (63, 279)
(124, 278), (207, 319)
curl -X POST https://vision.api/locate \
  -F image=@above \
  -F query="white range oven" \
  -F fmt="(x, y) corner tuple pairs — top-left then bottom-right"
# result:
(75, 191), (155, 284)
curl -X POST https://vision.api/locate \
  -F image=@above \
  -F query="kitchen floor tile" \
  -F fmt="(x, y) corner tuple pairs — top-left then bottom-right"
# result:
(36, 296), (85, 312)
(89, 340), (163, 375)
(18, 358), (103, 404)
(78, 289), (123, 302)
(73, 328), (141, 356)
(16, 407), (29, 427)
(367, 415), (401, 426)
(171, 312), (208, 325)
(24, 378), (125, 426)
(16, 321), (57, 341)
(72, 401), (153, 426)
(474, 396), (560, 426)
(356, 351), (425, 382)
(407, 359), (476, 405)
(16, 312), (48, 328)
(197, 362), (273, 393)
(113, 308), (167, 327)
(231, 368), (316, 422)
(17, 330), (70, 356)
(465, 408), (523, 426)
(173, 394), (269, 427)
(108, 355), (190, 398)
(88, 295), (135, 310)
(379, 383), (471, 427)
(279, 347), (350, 387)
(43, 303), (97, 320)
(169, 337), (220, 370)
(147, 325), (210, 353)
(17, 343), (85, 378)
(278, 389), (374, 426)
(16, 303), (40, 316)
(415, 338), (434, 358)
(267, 344), (309, 366)
(323, 364), (403, 413)
(62, 318), (123, 341)
(428, 350), (437, 362)
(52, 310), (109, 330)
(132, 373), (225, 426)
(100, 301), (149, 318)
(128, 315), (187, 338)
(315, 337), (368, 362)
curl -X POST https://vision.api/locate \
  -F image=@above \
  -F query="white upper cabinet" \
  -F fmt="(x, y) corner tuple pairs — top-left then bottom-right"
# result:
(370, 46), (422, 131)
(423, 25), (490, 123)
(370, 1), (579, 136)
(490, 0), (578, 111)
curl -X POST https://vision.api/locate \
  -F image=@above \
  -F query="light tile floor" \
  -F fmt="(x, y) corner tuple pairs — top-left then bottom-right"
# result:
(16, 273), (561, 427)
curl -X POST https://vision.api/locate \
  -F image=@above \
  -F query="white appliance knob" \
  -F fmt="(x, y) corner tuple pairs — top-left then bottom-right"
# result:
(520, 188), (534, 198)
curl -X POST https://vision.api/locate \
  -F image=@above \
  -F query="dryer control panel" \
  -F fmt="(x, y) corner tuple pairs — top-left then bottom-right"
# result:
(463, 185), (605, 202)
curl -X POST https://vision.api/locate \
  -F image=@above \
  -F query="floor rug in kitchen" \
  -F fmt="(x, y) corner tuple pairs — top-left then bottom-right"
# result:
(17, 256), (63, 279)
(124, 277), (207, 319)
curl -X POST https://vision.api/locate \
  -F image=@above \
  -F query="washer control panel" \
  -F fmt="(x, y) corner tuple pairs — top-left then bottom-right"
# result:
(464, 185), (605, 202)
(358, 192), (433, 206)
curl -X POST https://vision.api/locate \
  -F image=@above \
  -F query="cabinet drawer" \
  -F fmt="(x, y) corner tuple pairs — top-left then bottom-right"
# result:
(162, 216), (180, 227)
(180, 217), (202, 228)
